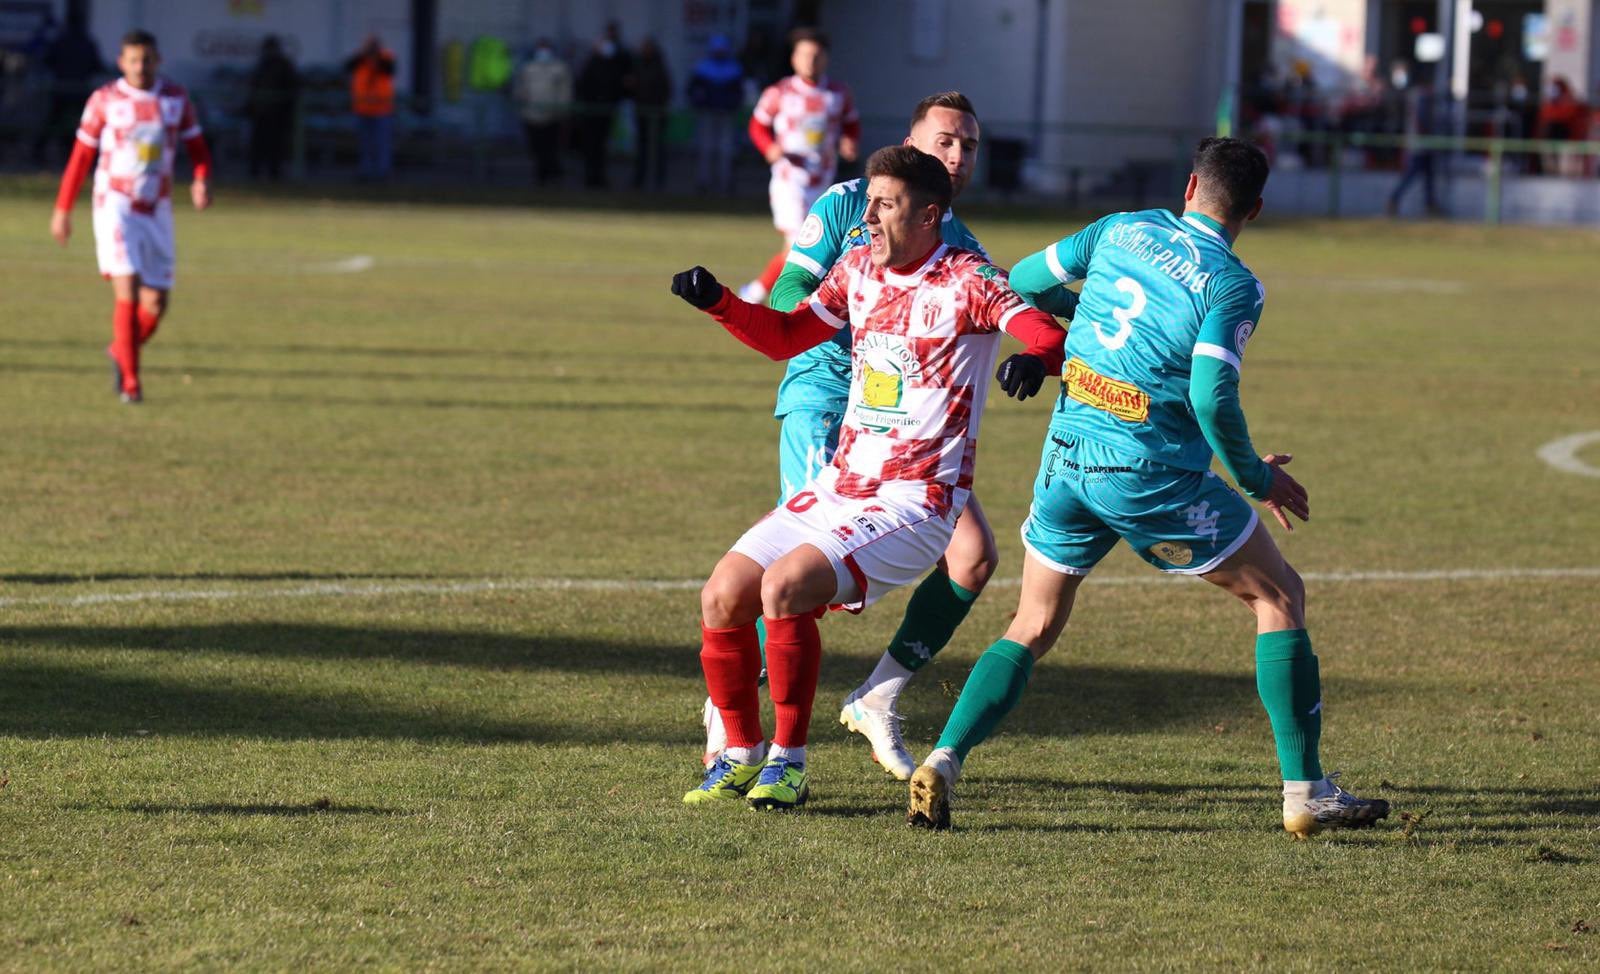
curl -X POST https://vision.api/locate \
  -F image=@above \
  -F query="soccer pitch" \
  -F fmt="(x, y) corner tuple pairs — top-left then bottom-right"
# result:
(1, 188), (1596, 970)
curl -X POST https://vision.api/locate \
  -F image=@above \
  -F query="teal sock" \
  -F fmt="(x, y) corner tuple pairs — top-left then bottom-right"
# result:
(934, 639), (1034, 763)
(1255, 629), (1323, 781)
(886, 570), (981, 670)
(754, 617), (769, 688)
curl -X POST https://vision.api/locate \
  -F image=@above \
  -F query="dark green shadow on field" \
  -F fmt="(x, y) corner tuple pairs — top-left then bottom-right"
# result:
(0, 622), (1323, 746)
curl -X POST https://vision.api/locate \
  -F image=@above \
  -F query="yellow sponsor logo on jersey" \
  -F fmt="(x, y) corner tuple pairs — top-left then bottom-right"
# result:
(136, 140), (163, 164)
(1065, 357), (1149, 423)
(862, 363), (902, 408)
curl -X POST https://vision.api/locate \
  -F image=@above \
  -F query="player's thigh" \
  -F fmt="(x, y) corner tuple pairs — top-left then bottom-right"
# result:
(1086, 450), (1259, 576)
(133, 203), (176, 291)
(1198, 520), (1305, 630)
(941, 492), (998, 591)
(776, 409), (842, 503)
(93, 202), (135, 282)
(760, 543), (845, 618)
(1020, 434), (1120, 577)
(730, 488), (859, 612)
(1004, 548), (1088, 658)
(768, 180), (811, 235)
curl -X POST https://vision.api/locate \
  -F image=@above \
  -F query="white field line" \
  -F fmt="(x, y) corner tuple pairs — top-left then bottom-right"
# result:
(2, 567), (1598, 610)
(301, 255), (375, 274)
(1538, 431), (1600, 478)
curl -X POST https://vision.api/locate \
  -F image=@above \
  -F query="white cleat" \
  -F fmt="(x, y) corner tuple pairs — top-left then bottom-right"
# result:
(1282, 772), (1392, 838)
(737, 281), (768, 304)
(838, 691), (916, 780)
(701, 697), (727, 769)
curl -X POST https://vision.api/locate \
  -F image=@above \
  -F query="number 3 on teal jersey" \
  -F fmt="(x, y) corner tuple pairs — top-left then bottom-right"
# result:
(1093, 277), (1147, 351)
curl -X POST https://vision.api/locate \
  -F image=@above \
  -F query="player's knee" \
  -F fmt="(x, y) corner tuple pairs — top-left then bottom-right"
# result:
(945, 535), (998, 593)
(758, 569), (811, 618)
(700, 575), (756, 628)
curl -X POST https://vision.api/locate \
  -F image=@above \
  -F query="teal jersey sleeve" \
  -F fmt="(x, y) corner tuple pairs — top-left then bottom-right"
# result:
(769, 263), (823, 315)
(1189, 273), (1272, 497)
(784, 179), (862, 283)
(1010, 215), (1116, 319)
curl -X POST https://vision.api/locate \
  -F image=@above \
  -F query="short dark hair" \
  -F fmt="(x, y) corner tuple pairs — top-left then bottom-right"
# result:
(909, 91), (977, 130)
(121, 29), (158, 52)
(1192, 137), (1270, 220)
(788, 27), (829, 52)
(866, 145), (953, 218)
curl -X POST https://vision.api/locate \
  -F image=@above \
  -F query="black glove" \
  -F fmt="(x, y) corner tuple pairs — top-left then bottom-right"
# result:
(671, 266), (723, 310)
(996, 353), (1047, 401)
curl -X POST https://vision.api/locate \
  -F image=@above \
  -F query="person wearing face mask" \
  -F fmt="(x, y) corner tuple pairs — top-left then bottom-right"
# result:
(513, 38), (572, 185)
(573, 22), (634, 189)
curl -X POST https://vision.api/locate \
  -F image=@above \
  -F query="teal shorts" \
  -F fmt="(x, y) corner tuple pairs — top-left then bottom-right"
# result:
(1021, 433), (1259, 575)
(777, 408), (843, 503)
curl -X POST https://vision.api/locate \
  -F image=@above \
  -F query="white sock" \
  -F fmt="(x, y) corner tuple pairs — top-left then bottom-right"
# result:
(726, 742), (767, 766)
(1282, 778), (1325, 801)
(924, 746), (962, 786)
(769, 744), (805, 765)
(857, 653), (915, 710)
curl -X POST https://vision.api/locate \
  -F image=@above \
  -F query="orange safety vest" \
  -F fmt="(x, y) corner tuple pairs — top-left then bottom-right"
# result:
(351, 52), (395, 117)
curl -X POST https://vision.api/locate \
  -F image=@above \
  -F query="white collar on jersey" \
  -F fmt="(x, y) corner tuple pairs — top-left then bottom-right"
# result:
(1181, 213), (1229, 244)
(115, 78), (164, 99)
(883, 243), (949, 287)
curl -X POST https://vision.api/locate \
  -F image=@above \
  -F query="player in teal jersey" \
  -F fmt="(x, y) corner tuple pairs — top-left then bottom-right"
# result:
(698, 92), (1073, 780)
(906, 138), (1390, 837)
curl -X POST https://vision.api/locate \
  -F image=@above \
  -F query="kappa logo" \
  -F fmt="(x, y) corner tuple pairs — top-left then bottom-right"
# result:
(795, 213), (824, 248)
(1182, 501), (1221, 543)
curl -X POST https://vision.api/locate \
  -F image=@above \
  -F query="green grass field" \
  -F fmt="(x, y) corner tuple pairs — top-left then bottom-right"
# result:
(1, 185), (1597, 971)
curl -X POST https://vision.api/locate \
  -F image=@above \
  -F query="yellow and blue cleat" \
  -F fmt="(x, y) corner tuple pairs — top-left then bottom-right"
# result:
(683, 756), (762, 805)
(747, 757), (809, 811)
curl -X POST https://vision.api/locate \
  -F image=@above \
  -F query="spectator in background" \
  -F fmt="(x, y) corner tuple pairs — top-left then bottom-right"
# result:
(513, 38), (571, 185)
(688, 34), (744, 194)
(345, 34), (396, 181)
(738, 26), (783, 103)
(246, 36), (299, 182)
(1387, 75), (1444, 217)
(631, 37), (671, 190)
(573, 21), (633, 189)
(31, 10), (104, 165)
(1535, 76), (1588, 176)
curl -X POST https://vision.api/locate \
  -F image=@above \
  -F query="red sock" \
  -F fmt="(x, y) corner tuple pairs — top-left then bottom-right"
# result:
(757, 248), (787, 291)
(110, 299), (138, 393)
(764, 614), (822, 748)
(136, 306), (161, 345)
(700, 622), (764, 747)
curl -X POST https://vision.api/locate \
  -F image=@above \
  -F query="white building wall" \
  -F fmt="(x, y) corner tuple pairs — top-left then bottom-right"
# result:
(820, 0), (1225, 194)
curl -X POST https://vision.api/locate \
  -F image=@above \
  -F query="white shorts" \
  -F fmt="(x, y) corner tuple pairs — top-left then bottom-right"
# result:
(730, 471), (956, 612)
(768, 176), (824, 236)
(93, 195), (175, 289)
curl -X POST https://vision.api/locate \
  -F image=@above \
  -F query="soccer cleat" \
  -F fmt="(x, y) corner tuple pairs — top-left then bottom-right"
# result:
(683, 756), (762, 805)
(906, 764), (952, 831)
(737, 280), (768, 304)
(119, 390), (142, 405)
(746, 757), (808, 811)
(701, 697), (727, 769)
(1282, 772), (1391, 838)
(107, 352), (123, 395)
(838, 691), (916, 780)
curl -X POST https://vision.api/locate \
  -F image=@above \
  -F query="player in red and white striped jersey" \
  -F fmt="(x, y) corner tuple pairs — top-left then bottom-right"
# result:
(741, 28), (859, 304)
(672, 146), (1067, 810)
(50, 30), (213, 404)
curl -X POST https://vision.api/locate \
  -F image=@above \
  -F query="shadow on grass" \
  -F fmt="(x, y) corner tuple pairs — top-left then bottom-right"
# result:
(67, 801), (404, 817)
